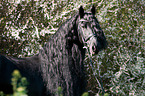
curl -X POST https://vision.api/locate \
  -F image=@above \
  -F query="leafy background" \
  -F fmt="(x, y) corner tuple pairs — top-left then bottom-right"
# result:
(0, 0), (144, 95)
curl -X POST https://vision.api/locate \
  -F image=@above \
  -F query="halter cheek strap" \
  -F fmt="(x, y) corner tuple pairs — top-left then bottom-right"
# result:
(84, 34), (95, 42)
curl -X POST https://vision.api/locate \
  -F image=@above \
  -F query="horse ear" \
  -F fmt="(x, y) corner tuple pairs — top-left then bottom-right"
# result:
(79, 6), (84, 18)
(91, 5), (96, 15)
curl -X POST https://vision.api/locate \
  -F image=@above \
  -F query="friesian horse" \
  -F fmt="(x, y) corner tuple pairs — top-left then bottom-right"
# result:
(0, 6), (107, 96)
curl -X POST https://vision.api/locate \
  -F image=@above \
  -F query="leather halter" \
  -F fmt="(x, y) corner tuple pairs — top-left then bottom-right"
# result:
(78, 19), (97, 45)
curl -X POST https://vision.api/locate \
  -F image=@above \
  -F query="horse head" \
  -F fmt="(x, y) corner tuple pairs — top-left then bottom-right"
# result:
(76, 6), (107, 55)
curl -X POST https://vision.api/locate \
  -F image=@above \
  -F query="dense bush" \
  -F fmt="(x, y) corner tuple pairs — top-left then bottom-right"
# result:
(0, 0), (144, 95)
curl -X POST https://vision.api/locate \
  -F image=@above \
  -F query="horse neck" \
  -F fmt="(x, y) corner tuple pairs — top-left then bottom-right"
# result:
(39, 14), (86, 94)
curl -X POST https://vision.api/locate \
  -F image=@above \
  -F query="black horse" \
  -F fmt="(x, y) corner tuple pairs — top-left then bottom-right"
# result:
(0, 6), (107, 96)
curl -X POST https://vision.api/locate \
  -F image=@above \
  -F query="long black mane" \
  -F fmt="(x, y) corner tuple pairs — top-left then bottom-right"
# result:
(39, 13), (86, 95)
